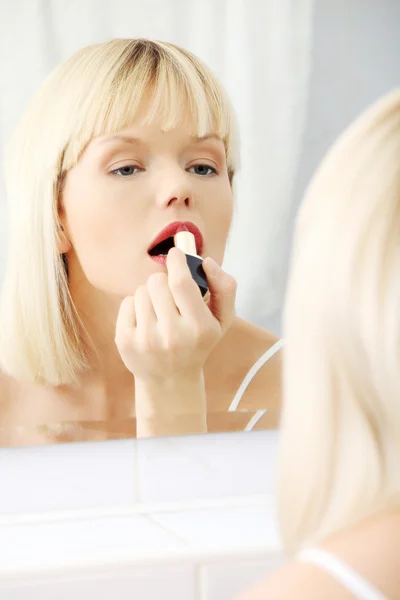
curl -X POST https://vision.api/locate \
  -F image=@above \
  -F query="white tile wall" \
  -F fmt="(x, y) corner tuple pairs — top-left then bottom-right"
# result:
(0, 439), (137, 513)
(0, 514), (186, 574)
(0, 431), (279, 514)
(0, 555), (285, 600)
(149, 504), (280, 552)
(202, 557), (284, 600)
(136, 431), (279, 503)
(0, 430), (282, 598)
(0, 566), (197, 600)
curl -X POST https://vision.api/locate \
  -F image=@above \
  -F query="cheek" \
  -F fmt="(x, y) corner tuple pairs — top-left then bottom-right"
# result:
(210, 181), (233, 236)
(202, 180), (232, 261)
(63, 171), (135, 249)
(61, 173), (142, 290)
(63, 169), (147, 297)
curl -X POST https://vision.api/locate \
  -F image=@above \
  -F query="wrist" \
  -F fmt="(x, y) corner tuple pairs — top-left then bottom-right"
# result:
(134, 370), (207, 438)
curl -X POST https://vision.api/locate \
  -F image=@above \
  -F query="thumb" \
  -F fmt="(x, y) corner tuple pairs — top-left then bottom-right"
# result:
(202, 257), (237, 332)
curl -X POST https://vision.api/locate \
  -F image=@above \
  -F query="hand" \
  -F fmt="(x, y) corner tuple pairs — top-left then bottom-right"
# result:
(114, 248), (237, 437)
(115, 247), (237, 383)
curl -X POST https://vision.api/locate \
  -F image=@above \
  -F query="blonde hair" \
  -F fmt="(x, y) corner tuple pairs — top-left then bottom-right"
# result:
(0, 38), (239, 386)
(278, 89), (400, 555)
(279, 91), (400, 553)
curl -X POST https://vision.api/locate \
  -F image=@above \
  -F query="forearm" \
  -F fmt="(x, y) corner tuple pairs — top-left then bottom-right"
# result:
(134, 371), (207, 438)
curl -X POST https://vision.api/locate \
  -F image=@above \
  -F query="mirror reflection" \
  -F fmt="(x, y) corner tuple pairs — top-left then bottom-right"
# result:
(0, 37), (285, 446)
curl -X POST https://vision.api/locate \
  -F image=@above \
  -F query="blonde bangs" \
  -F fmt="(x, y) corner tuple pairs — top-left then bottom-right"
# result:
(61, 39), (236, 178)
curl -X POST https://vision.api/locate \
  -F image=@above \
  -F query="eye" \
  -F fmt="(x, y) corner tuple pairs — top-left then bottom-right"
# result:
(189, 164), (218, 176)
(111, 165), (142, 177)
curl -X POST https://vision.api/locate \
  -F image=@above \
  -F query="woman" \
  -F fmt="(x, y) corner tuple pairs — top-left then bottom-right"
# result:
(239, 90), (400, 599)
(0, 38), (282, 445)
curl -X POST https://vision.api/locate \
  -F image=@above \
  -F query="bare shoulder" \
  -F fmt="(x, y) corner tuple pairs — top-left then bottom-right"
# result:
(238, 513), (400, 600)
(204, 316), (283, 423)
(0, 368), (11, 403)
(0, 369), (14, 435)
(319, 511), (400, 597)
(237, 561), (356, 600)
(0, 369), (29, 424)
(227, 317), (283, 416)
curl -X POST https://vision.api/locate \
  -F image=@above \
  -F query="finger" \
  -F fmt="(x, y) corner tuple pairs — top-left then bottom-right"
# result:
(147, 272), (180, 327)
(202, 257), (237, 332)
(134, 284), (157, 334)
(115, 296), (136, 348)
(166, 248), (208, 321)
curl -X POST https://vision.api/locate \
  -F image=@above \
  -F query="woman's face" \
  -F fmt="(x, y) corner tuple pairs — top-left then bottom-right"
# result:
(60, 115), (233, 299)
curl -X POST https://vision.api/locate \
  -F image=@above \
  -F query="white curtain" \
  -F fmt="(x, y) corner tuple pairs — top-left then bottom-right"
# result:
(0, 0), (314, 334)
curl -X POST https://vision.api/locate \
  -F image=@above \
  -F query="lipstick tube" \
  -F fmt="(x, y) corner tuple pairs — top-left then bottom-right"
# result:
(174, 230), (208, 297)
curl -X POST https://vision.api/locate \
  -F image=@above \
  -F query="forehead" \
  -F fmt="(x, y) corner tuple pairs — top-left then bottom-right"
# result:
(63, 82), (229, 171)
(92, 127), (223, 148)
(89, 96), (224, 149)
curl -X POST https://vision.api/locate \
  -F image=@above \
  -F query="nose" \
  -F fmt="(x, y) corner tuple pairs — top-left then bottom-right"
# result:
(155, 168), (193, 209)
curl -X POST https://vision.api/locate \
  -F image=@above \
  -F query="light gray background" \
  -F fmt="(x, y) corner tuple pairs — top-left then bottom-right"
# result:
(273, 0), (400, 334)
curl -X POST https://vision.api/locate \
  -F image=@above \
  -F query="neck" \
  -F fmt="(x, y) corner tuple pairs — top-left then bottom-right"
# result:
(68, 285), (136, 421)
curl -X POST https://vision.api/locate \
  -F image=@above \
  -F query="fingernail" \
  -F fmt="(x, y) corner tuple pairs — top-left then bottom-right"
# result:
(167, 247), (182, 258)
(205, 257), (220, 277)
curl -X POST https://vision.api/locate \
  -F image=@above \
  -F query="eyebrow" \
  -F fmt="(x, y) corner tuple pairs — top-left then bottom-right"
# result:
(98, 135), (140, 146)
(98, 133), (223, 146)
(191, 134), (223, 144)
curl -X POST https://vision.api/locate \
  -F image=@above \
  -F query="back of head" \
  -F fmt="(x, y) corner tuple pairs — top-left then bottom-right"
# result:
(279, 90), (400, 555)
(0, 38), (239, 386)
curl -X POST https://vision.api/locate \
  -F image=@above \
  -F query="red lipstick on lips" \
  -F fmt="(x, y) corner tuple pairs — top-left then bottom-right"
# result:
(148, 221), (204, 266)
(148, 221), (208, 297)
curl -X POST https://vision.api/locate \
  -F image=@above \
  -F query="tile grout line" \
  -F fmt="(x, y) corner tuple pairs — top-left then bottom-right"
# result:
(196, 562), (207, 600)
(0, 549), (284, 583)
(0, 493), (275, 526)
(143, 513), (192, 547)
(133, 440), (142, 504)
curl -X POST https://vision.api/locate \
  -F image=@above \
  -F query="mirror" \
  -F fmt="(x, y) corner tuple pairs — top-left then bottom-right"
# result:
(0, 9), (293, 447)
(1, 1), (393, 447)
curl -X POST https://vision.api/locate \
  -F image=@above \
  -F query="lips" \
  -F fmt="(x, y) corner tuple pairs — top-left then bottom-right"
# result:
(148, 221), (204, 257)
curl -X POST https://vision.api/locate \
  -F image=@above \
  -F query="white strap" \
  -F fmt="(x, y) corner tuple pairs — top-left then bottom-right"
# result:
(244, 409), (267, 431)
(299, 549), (387, 600)
(228, 338), (284, 412)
